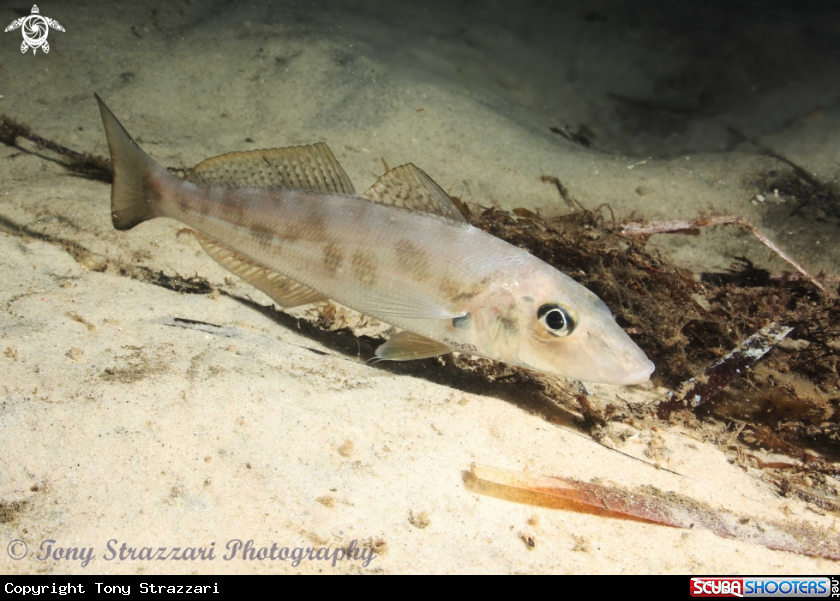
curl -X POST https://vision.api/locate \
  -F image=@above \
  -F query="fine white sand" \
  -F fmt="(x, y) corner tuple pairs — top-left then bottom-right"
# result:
(1, 0), (837, 574)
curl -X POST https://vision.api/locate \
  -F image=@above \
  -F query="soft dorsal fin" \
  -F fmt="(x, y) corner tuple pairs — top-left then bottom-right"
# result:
(375, 331), (454, 361)
(362, 164), (469, 226)
(190, 142), (356, 195)
(194, 232), (326, 307)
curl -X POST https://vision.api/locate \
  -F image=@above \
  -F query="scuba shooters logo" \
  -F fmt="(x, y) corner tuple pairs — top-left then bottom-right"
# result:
(690, 577), (832, 597)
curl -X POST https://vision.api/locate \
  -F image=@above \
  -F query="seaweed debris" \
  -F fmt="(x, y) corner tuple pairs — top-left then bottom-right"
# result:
(0, 114), (113, 182)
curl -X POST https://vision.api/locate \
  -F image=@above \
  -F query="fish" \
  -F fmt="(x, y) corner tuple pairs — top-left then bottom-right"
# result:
(95, 94), (654, 385)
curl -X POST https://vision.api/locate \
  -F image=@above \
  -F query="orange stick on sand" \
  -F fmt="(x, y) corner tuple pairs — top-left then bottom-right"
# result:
(469, 463), (839, 560)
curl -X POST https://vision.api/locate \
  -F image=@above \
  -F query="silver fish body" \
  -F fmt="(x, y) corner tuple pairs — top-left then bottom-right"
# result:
(96, 94), (654, 385)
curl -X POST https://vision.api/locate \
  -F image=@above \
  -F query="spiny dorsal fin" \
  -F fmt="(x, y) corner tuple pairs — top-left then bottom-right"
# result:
(190, 143), (356, 195)
(362, 164), (469, 226)
(195, 232), (326, 307)
(375, 331), (453, 361)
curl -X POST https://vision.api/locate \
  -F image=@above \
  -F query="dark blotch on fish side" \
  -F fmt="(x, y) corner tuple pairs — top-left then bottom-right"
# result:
(249, 222), (275, 247)
(394, 241), (431, 279)
(350, 250), (378, 287)
(280, 219), (304, 243)
(322, 241), (343, 273)
(221, 189), (246, 222)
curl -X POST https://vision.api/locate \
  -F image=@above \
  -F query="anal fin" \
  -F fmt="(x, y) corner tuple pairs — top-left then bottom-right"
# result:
(195, 232), (326, 307)
(375, 331), (453, 361)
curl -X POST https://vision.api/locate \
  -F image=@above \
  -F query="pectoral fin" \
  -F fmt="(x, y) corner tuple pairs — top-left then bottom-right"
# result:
(354, 287), (465, 321)
(375, 331), (454, 361)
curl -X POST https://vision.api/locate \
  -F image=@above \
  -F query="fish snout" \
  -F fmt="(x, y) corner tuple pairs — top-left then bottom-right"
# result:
(617, 358), (655, 385)
(613, 345), (655, 385)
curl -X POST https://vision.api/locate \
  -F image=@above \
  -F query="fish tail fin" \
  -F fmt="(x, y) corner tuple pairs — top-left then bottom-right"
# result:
(95, 93), (173, 230)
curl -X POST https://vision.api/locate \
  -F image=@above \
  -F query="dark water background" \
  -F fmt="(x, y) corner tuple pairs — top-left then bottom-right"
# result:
(3, 0), (839, 270)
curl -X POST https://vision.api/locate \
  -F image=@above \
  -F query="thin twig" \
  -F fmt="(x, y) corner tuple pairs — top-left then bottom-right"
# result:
(620, 214), (834, 296)
(726, 126), (822, 191)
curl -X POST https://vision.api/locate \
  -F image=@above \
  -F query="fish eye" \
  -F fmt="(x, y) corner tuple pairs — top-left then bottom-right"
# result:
(537, 304), (575, 336)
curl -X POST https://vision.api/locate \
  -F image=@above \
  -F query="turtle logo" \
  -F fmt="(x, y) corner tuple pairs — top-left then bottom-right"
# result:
(5, 5), (65, 55)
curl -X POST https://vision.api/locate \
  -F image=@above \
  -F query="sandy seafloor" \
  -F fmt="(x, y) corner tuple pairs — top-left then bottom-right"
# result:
(1, 0), (839, 574)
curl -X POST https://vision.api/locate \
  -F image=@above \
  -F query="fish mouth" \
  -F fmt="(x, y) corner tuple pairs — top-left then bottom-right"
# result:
(618, 359), (655, 386)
